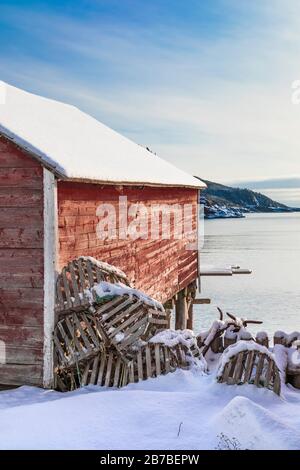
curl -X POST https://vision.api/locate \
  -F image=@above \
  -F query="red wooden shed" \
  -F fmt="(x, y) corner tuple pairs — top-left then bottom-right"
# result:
(0, 81), (205, 388)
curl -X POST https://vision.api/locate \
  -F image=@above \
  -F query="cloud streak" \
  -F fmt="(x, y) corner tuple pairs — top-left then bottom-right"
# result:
(0, 0), (299, 206)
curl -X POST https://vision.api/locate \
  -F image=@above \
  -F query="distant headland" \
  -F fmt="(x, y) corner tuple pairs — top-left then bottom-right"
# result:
(195, 178), (300, 219)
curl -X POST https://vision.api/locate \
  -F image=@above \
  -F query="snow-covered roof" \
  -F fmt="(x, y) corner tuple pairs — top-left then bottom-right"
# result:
(0, 81), (205, 189)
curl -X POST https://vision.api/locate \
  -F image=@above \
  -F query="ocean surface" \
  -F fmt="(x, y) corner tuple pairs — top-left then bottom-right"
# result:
(194, 213), (300, 337)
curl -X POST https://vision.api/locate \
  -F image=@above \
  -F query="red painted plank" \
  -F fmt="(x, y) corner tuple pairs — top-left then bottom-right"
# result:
(0, 136), (44, 387)
(0, 207), (43, 228)
(0, 136), (41, 168)
(0, 228), (43, 248)
(0, 364), (42, 386)
(58, 181), (199, 303)
(0, 167), (43, 188)
(0, 188), (43, 207)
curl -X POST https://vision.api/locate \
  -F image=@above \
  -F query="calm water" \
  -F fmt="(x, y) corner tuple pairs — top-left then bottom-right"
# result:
(194, 213), (300, 336)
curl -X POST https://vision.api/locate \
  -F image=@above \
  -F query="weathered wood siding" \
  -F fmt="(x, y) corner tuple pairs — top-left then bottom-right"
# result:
(0, 136), (44, 386)
(58, 182), (198, 303)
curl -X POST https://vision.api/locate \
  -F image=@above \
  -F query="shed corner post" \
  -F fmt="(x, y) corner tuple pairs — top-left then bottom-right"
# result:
(43, 168), (58, 389)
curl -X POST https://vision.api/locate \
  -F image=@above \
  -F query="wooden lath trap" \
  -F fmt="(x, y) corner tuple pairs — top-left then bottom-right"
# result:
(56, 342), (192, 391)
(53, 257), (198, 391)
(217, 344), (281, 395)
(55, 257), (131, 313)
(54, 260), (284, 396)
(197, 308), (283, 395)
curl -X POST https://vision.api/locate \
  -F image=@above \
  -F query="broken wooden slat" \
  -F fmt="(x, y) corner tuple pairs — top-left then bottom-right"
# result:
(73, 315), (93, 353)
(164, 346), (170, 374)
(107, 302), (144, 338)
(221, 362), (231, 383)
(53, 335), (68, 365)
(228, 355), (238, 381)
(99, 297), (133, 323)
(94, 296), (124, 317)
(56, 321), (78, 363)
(233, 352), (245, 384)
(81, 360), (91, 386)
(89, 355), (100, 385)
(113, 357), (122, 387)
(149, 317), (168, 326)
(95, 266), (102, 284)
(97, 353), (107, 386)
(121, 365), (129, 387)
(104, 352), (114, 387)
(115, 314), (148, 343)
(273, 369), (281, 395)
(145, 345), (152, 378)
(128, 362), (135, 383)
(61, 267), (73, 310)
(77, 258), (87, 293)
(154, 344), (161, 376)
(107, 301), (145, 329)
(80, 312), (102, 346)
(68, 261), (81, 307)
(86, 259), (95, 288)
(56, 277), (65, 311)
(64, 316), (85, 359)
(265, 357), (274, 388)
(176, 344), (188, 368)
(243, 351), (256, 384)
(254, 353), (265, 387)
(117, 317), (148, 351)
(137, 349), (143, 381)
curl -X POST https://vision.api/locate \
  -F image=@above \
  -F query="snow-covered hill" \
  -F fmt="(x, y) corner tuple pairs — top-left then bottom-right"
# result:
(196, 178), (298, 219)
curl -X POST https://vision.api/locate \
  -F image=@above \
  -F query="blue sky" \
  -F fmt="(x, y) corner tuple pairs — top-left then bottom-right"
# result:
(0, 0), (300, 205)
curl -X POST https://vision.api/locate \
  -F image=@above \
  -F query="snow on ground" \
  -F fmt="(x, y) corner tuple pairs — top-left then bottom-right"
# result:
(0, 369), (300, 450)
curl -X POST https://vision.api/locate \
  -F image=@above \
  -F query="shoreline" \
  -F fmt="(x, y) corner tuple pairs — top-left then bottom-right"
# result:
(204, 208), (300, 220)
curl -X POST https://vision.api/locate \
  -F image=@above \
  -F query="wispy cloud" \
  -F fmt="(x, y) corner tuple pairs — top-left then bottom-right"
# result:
(0, 0), (300, 202)
(228, 176), (300, 207)
(229, 177), (300, 190)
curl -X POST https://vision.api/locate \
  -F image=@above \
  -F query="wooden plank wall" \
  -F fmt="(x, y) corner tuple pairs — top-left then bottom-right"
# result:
(58, 182), (198, 303)
(0, 136), (44, 386)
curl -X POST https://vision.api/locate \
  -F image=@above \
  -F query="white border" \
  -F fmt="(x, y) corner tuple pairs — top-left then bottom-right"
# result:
(197, 189), (202, 294)
(43, 168), (58, 388)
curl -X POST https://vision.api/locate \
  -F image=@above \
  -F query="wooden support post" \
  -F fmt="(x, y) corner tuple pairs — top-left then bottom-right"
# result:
(274, 332), (286, 346)
(192, 298), (211, 305)
(165, 309), (172, 328)
(256, 332), (269, 349)
(186, 281), (197, 331)
(175, 288), (188, 330)
(224, 335), (237, 349)
(187, 302), (193, 330)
